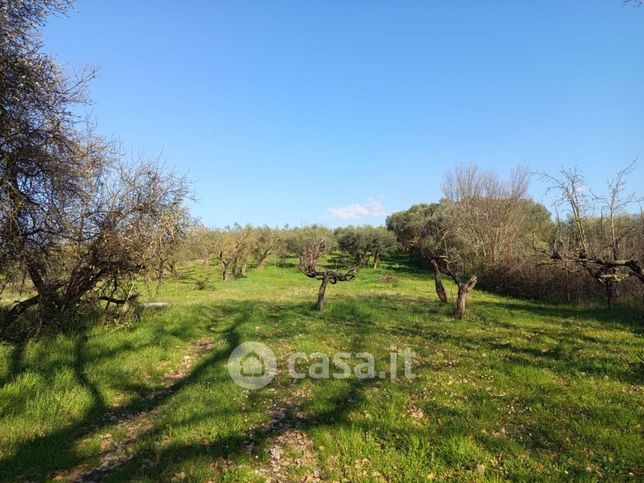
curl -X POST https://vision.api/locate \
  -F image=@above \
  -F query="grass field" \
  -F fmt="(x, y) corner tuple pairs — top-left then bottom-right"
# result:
(0, 260), (642, 481)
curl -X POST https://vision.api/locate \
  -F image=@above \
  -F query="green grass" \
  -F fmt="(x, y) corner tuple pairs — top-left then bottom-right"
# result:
(0, 260), (642, 481)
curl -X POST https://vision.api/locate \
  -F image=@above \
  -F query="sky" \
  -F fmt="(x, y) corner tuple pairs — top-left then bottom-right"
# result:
(42, 1), (644, 228)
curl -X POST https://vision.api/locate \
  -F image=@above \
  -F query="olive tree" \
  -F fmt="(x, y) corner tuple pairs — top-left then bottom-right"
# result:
(438, 165), (533, 317)
(335, 226), (398, 268)
(291, 226), (357, 311)
(210, 225), (253, 281)
(181, 225), (217, 267)
(368, 226), (398, 269)
(253, 226), (286, 270)
(335, 226), (371, 267)
(387, 204), (450, 304)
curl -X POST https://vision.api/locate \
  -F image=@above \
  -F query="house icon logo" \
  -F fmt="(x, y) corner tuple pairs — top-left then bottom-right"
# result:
(240, 351), (266, 377)
(228, 342), (277, 389)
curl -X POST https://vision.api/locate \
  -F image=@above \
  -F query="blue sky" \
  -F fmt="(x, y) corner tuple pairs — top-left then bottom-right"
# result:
(43, 1), (644, 227)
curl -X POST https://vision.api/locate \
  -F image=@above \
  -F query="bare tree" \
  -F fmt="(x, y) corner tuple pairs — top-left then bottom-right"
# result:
(146, 201), (192, 291)
(2, 152), (190, 336)
(541, 163), (643, 307)
(0, 1), (191, 338)
(429, 165), (533, 316)
(442, 165), (530, 265)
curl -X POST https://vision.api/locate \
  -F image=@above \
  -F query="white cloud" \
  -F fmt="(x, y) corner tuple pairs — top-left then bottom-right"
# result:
(327, 198), (386, 220)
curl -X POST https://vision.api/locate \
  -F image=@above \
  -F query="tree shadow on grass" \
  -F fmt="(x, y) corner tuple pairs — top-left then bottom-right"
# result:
(0, 340), (26, 388)
(475, 299), (643, 333)
(90, 377), (377, 481)
(99, 308), (612, 482)
(73, 335), (108, 413)
(100, 332), (379, 481)
(0, 305), (244, 481)
(315, 294), (643, 383)
(0, 317), (207, 393)
(0, 292), (641, 480)
(0, 299), (384, 481)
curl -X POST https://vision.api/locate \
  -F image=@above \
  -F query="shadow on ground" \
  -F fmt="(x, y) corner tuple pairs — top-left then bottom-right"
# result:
(0, 291), (641, 480)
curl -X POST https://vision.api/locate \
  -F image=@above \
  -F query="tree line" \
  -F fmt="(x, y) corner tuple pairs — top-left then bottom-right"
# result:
(386, 164), (644, 311)
(173, 164), (644, 318)
(170, 224), (397, 311)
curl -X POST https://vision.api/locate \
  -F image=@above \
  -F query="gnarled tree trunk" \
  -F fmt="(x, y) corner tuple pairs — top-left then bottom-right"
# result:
(432, 257), (477, 318)
(456, 276), (477, 318)
(430, 258), (448, 303)
(316, 275), (330, 311)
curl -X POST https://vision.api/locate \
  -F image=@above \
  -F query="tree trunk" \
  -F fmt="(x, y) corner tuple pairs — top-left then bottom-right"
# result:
(18, 271), (27, 296)
(372, 253), (379, 269)
(221, 262), (229, 281)
(455, 276), (477, 318)
(4, 294), (41, 329)
(156, 259), (165, 284)
(256, 251), (270, 271)
(240, 261), (247, 277)
(430, 259), (448, 303)
(604, 282), (616, 309)
(456, 285), (468, 318)
(316, 275), (330, 311)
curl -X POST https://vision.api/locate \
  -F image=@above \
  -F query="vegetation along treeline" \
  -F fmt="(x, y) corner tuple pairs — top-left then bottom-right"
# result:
(2, 160), (643, 338)
(175, 162), (644, 319)
(1, 0), (643, 341)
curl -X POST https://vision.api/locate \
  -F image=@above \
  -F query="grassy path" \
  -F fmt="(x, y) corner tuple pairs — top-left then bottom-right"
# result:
(56, 338), (214, 481)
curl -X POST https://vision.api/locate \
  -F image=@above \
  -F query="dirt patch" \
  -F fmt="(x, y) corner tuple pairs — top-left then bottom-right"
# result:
(249, 389), (322, 482)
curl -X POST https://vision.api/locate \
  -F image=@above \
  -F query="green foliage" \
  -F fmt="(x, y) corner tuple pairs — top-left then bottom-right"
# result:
(335, 225), (398, 267)
(386, 203), (443, 253)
